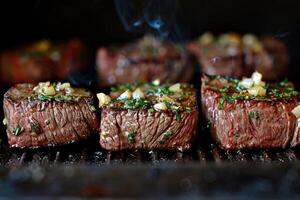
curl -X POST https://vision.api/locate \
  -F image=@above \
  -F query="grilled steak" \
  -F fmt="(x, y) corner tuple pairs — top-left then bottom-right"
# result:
(201, 72), (300, 149)
(188, 33), (288, 80)
(98, 81), (198, 151)
(0, 39), (86, 84)
(3, 82), (99, 148)
(97, 35), (193, 86)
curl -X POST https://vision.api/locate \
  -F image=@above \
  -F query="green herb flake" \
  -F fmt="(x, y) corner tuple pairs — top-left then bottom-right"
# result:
(217, 98), (226, 109)
(127, 132), (136, 143)
(174, 110), (181, 121)
(159, 130), (173, 144)
(38, 95), (52, 101)
(148, 108), (155, 113)
(30, 122), (40, 134)
(249, 111), (260, 120)
(13, 125), (24, 136)
(185, 107), (192, 112)
(111, 86), (118, 92)
(89, 105), (96, 112)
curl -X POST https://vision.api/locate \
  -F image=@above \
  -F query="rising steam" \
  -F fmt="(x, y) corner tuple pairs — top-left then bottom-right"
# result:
(114, 0), (183, 41)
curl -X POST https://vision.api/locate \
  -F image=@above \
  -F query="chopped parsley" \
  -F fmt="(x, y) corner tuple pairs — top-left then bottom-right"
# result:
(127, 132), (136, 143)
(174, 110), (182, 121)
(159, 130), (173, 144)
(37, 94), (74, 102)
(148, 108), (155, 113)
(13, 125), (24, 136)
(30, 122), (40, 134)
(210, 76), (299, 109)
(249, 111), (260, 120)
(108, 82), (195, 113)
(123, 99), (151, 109)
(185, 107), (192, 112)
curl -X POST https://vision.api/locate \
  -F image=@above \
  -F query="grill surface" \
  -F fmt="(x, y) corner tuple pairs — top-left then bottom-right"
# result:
(0, 136), (299, 166)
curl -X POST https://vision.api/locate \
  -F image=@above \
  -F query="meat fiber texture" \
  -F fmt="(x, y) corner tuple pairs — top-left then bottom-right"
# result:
(96, 35), (194, 86)
(3, 84), (99, 148)
(201, 76), (300, 150)
(99, 86), (198, 151)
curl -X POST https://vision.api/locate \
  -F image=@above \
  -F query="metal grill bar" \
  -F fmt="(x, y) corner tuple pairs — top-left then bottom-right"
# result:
(1, 145), (300, 165)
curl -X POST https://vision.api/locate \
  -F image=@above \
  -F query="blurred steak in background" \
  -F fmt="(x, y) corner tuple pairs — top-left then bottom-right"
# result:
(187, 32), (289, 81)
(0, 39), (87, 84)
(96, 35), (194, 86)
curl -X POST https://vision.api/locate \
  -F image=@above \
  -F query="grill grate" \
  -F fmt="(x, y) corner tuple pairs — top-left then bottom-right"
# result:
(1, 140), (300, 166)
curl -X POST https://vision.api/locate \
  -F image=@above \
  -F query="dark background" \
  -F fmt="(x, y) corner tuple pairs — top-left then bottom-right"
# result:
(0, 0), (300, 81)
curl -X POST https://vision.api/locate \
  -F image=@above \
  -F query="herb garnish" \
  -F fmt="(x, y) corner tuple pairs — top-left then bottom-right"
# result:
(249, 111), (260, 120)
(37, 94), (74, 102)
(127, 132), (136, 143)
(13, 125), (24, 136)
(123, 99), (151, 109)
(108, 82), (196, 114)
(212, 76), (299, 109)
(174, 110), (181, 121)
(159, 130), (173, 144)
(30, 122), (40, 134)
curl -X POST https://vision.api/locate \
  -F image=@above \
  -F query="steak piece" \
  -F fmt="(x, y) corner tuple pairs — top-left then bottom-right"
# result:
(0, 39), (86, 84)
(3, 82), (99, 148)
(187, 33), (288, 81)
(98, 82), (198, 151)
(201, 73), (299, 149)
(97, 35), (193, 86)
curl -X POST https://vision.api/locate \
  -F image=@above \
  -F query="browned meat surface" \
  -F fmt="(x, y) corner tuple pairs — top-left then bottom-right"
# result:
(98, 82), (198, 151)
(3, 83), (99, 148)
(97, 35), (193, 86)
(201, 74), (300, 149)
(187, 33), (288, 80)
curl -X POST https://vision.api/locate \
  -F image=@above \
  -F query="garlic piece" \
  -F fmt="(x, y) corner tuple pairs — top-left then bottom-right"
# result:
(132, 88), (145, 99)
(42, 85), (56, 96)
(292, 105), (300, 118)
(169, 83), (182, 92)
(152, 79), (160, 86)
(65, 87), (74, 95)
(97, 93), (111, 107)
(239, 78), (253, 89)
(60, 82), (71, 90)
(248, 86), (266, 96)
(251, 71), (263, 85)
(199, 32), (214, 45)
(117, 90), (132, 100)
(153, 102), (167, 111)
(2, 118), (7, 125)
(100, 130), (109, 137)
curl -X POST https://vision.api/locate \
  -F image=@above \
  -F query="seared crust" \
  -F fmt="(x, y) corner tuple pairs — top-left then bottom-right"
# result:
(99, 84), (198, 151)
(201, 76), (298, 150)
(100, 108), (198, 151)
(3, 83), (99, 148)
